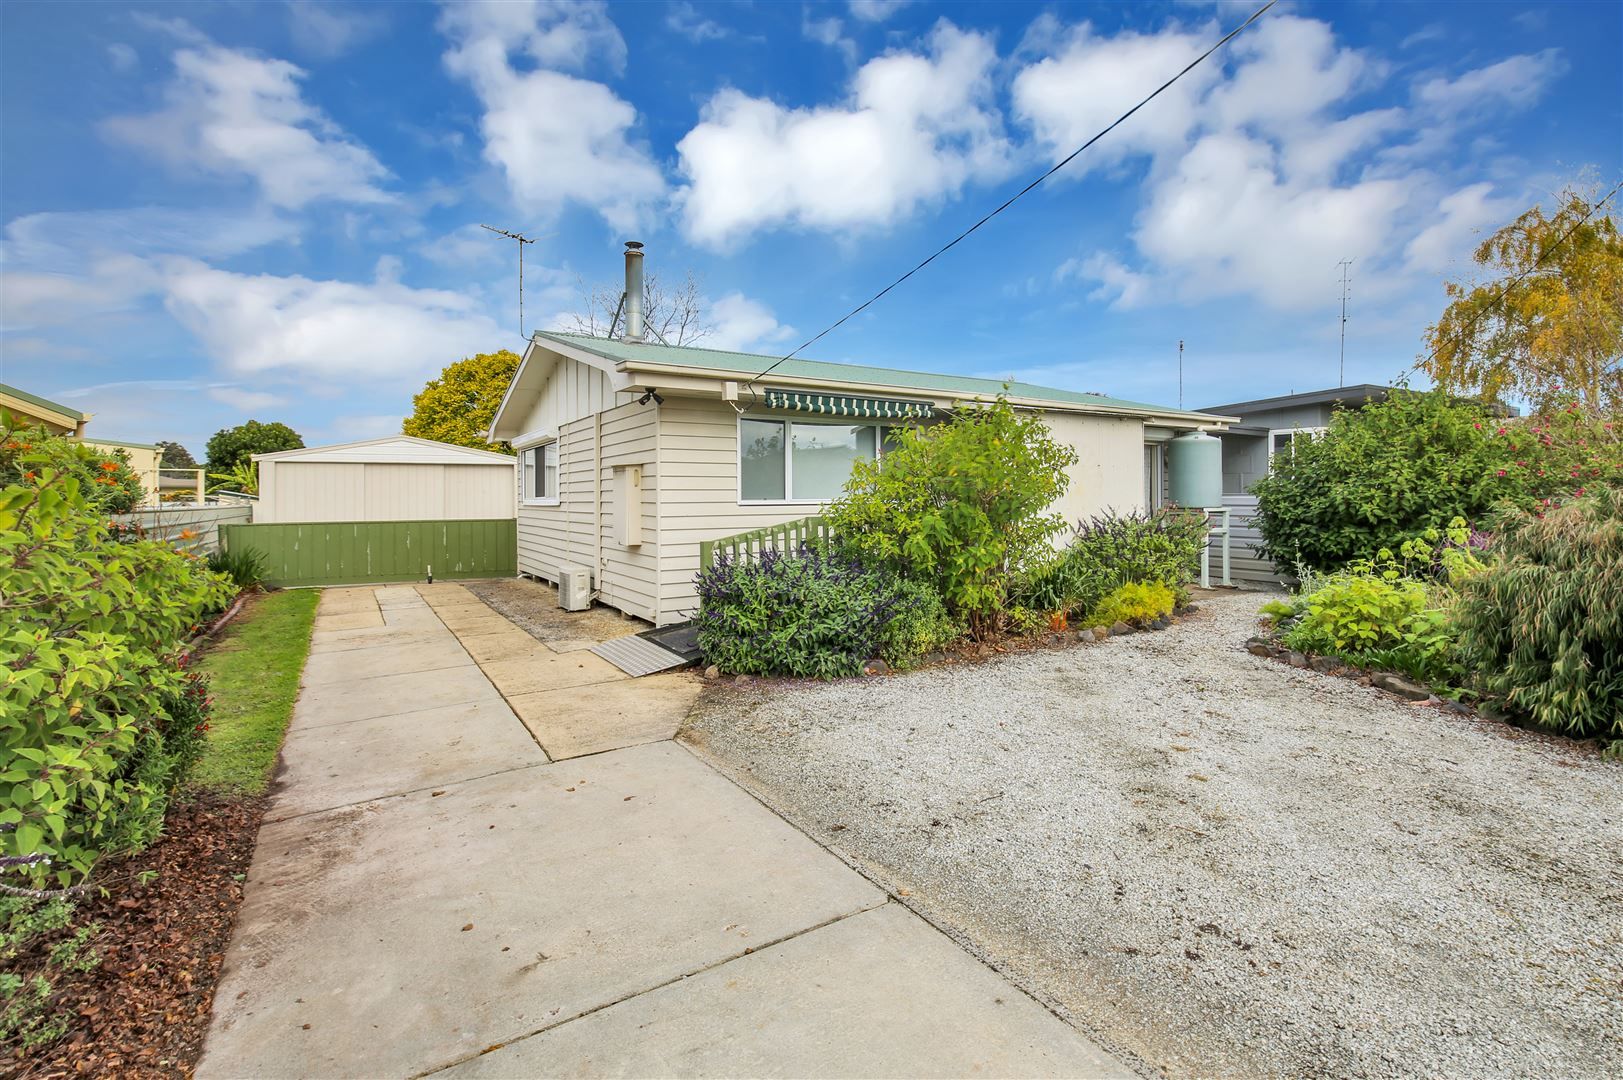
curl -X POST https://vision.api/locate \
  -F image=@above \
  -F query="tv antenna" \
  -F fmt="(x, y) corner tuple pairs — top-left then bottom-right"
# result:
(1178, 339), (1185, 409)
(481, 224), (540, 339)
(1336, 257), (1354, 387)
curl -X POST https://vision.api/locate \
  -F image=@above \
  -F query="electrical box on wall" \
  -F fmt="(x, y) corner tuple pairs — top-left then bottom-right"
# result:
(613, 465), (643, 547)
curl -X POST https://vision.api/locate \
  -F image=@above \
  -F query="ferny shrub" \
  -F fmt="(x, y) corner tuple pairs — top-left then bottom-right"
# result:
(1453, 488), (1623, 749)
(1087, 581), (1177, 627)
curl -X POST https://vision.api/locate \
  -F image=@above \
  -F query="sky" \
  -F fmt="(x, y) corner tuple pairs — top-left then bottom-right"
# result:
(1, 0), (1619, 456)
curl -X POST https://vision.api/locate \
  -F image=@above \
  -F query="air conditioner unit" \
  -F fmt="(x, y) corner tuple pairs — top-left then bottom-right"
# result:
(558, 565), (592, 612)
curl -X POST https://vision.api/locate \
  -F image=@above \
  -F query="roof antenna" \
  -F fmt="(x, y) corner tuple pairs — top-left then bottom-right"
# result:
(1178, 339), (1185, 410)
(482, 224), (539, 340)
(1336, 257), (1354, 388)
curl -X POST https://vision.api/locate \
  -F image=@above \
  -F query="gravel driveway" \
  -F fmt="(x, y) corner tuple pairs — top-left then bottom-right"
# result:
(680, 591), (1622, 1079)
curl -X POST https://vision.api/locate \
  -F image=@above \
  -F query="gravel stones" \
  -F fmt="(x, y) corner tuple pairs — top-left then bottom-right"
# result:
(681, 591), (1622, 1079)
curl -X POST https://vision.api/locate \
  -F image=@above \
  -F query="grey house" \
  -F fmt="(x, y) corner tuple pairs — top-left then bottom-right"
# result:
(1199, 385), (1396, 495)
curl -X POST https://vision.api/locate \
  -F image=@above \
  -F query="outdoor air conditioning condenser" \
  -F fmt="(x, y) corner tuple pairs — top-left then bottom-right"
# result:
(558, 565), (592, 612)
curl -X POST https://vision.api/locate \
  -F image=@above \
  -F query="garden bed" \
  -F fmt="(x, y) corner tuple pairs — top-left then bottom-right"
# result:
(2, 589), (317, 1077)
(680, 590), (1622, 1078)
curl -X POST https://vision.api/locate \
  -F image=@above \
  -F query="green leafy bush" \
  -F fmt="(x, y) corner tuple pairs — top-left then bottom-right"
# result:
(1088, 581), (1176, 627)
(0, 451), (233, 888)
(693, 547), (956, 679)
(0, 422), (144, 514)
(1015, 508), (1207, 616)
(207, 544), (268, 590)
(825, 394), (1076, 636)
(1453, 488), (1623, 748)
(1252, 390), (1527, 572)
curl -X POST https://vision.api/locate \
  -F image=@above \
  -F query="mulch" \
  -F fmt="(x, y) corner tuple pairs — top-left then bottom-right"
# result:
(3, 795), (267, 1080)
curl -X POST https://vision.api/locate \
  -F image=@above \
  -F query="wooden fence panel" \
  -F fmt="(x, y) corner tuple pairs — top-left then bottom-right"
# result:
(699, 515), (832, 571)
(219, 519), (517, 587)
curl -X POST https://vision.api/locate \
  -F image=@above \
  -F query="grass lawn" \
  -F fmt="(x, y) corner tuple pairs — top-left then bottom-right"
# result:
(190, 589), (319, 796)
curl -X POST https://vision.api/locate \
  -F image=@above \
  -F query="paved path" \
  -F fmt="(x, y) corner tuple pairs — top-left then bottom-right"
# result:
(198, 584), (1128, 1079)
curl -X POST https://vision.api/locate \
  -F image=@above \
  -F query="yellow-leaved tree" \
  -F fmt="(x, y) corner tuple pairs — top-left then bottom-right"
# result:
(403, 349), (520, 453)
(1423, 185), (1623, 415)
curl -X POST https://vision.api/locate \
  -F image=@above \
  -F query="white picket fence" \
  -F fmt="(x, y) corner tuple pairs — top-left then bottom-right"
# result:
(111, 503), (254, 555)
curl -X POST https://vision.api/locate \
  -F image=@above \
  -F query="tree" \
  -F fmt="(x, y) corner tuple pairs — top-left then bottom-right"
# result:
(155, 440), (197, 469)
(1423, 185), (1623, 416)
(568, 269), (715, 346)
(206, 420), (303, 473)
(403, 350), (520, 452)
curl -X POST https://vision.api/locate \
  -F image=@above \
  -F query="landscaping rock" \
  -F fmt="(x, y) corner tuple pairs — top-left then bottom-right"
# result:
(704, 664), (720, 679)
(1244, 638), (1272, 657)
(863, 659), (889, 676)
(921, 650), (947, 666)
(1076, 628), (1097, 644)
(1287, 651), (1308, 668)
(1109, 621), (1134, 637)
(1371, 672), (1430, 701)
(1150, 617), (1170, 631)
(734, 674), (753, 686)
(1310, 656), (1337, 673)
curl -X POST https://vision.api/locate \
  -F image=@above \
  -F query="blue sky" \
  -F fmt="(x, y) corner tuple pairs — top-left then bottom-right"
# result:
(1, 0), (1618, 455)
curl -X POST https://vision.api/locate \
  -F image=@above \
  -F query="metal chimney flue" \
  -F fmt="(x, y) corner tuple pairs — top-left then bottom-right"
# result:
(622, 241), (645, 342)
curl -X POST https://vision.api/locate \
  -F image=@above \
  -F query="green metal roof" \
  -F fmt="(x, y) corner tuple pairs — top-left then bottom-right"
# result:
(535, 331), (1227, 422)
(0, 381), (88, 422)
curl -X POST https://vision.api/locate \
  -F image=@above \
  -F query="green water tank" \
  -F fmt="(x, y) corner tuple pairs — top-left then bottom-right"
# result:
(1167, 431), (1222, 508)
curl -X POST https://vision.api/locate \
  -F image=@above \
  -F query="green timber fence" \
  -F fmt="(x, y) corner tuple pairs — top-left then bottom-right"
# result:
(219, 519), (516, 588)
(699, 515), (831, 570)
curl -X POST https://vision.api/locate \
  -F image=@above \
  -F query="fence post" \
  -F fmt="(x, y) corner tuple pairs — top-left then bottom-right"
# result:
(699, 539), (713, 571)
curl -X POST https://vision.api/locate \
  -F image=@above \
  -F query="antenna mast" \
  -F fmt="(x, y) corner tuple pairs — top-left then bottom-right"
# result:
(1336, 257), (1354, 388)
(481, 224), (538, 339)
(1178, 339), (1185, 409)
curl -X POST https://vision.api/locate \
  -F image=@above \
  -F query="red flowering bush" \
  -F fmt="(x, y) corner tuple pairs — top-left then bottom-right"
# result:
(0, 421), (144, 513)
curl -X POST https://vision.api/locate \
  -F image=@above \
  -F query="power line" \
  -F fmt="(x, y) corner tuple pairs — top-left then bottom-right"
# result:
(1397, 177), (1623, 387)
(742, 0), (1277, 391)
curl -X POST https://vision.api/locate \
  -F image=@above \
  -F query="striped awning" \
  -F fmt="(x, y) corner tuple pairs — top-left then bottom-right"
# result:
(763, 390), (934, 419)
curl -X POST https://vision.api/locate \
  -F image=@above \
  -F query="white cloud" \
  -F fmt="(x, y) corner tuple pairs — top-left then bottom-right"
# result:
(1059, 253), (1154, 309)
(107, 43), (138, 71)
(706, 293), (795, 352)
(2, 205), (296, 267)
(848, 0), (912, 21)
(666, 2), (728, 43)
(1205, 15), (1374, 136)
(676, 20), (1011, 248)
(801, 12), (856, 65)
(1414, 50), (1565, 117)
(1012, 18), (1220, 171)
(1403, 182), (1522, 273)
(161, 259), (504, 381)
(286, 1), (388, 60)
(0, 254), (162, 330)
(102, 42), (393, 208)
(438, 1), (664, 230)
(207, 386), (289, 412)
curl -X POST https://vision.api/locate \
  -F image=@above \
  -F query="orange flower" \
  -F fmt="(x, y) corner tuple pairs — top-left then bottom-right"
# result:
(99, 461), (119, 471)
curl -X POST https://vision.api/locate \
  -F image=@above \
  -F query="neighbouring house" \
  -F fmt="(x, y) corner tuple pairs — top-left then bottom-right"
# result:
(488, 244), (1236, 626)
(1, 381), (165, 497)
(1199, 384), (1400, 495)
(252, 435), (516, 523)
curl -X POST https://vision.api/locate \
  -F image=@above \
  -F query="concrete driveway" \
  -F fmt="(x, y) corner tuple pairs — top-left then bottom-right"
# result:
(198, 583), (1126, 1079)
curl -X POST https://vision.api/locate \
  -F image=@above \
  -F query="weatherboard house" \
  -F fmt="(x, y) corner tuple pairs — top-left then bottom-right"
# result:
(489, 245), (1235, 627)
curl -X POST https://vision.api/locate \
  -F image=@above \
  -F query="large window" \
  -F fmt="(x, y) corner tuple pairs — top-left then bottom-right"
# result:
(739, 418), (883, 503)
(521, 442), (558, 504)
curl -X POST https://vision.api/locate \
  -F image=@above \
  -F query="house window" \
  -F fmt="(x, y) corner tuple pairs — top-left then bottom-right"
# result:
(1268, 427), (1324, 464)
(739, 417), (883, 503)
(521, 442), (558, 504)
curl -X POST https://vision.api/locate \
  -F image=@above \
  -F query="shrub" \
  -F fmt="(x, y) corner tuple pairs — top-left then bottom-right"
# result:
(694, 547), (953, 679)
(1011, 552), (1117, 620)
(1, 896), (100, 1053)
(1015, 508), (1207, 617)
(1252, 390), (1527, 572)
(1453, 488), (1623, 748)
(825, 394), (1077, 636)
(0, 422), (144, 514)
(0, 455), (233, 889)
(207, 544), (268, 590)
(1088, 581), (1176, 627)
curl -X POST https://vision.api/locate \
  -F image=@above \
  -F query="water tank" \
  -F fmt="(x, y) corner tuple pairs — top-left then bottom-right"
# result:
(1167, 431), (1222, 508)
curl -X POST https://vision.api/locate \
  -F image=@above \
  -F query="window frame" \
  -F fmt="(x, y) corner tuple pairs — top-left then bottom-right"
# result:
(1267, 426), (1325, 466)
(735, 414), (891, 507)
(519, 440), (560, 507)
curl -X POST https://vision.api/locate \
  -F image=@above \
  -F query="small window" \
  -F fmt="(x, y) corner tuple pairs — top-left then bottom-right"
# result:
(740, 419), (786, 501)
(523, 442), (558, 503)
(1268, 427), (1324, 465)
